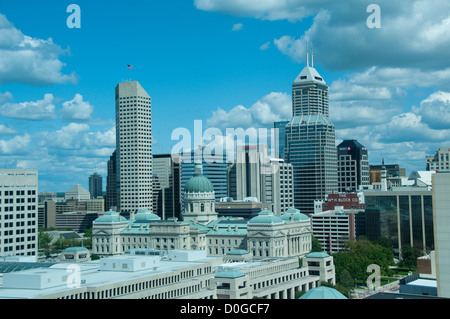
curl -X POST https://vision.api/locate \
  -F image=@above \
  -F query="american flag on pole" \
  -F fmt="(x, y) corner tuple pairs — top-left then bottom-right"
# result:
(127, 64), (133, 69)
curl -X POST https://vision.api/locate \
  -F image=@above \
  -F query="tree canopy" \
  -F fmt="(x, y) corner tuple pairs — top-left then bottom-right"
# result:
(333, 239), (395, 284)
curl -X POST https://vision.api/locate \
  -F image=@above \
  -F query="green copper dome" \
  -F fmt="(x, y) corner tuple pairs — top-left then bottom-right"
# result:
(94, 210), (127, 223)
(281, 207), (310, 222)
(299, 286), (347, 299)
(185, 163), (214, 193)
(134, 208), (160, 221)
(248, 210), (285, 225)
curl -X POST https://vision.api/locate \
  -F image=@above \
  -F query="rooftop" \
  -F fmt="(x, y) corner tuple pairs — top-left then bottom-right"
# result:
(299, 286), (347, 299)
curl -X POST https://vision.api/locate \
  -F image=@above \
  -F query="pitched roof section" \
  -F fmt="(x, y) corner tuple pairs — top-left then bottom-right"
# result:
(294, 66), (326, 85)
(299, 286), (347, 299)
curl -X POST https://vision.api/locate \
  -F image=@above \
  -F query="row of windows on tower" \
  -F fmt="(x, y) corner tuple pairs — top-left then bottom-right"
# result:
(0, 190), (36, 196)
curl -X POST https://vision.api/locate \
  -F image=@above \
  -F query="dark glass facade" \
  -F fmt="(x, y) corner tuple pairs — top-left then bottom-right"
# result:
(284, 65), (337, 215)
(363, 191), (434, 256)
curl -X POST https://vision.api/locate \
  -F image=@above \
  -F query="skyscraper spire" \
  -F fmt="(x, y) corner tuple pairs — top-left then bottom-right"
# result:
(311, 42), (314, 68)
(306, 39), (309, 67)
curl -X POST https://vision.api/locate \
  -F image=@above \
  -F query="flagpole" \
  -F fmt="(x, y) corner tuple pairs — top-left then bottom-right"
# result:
(127, 64), (133, 81)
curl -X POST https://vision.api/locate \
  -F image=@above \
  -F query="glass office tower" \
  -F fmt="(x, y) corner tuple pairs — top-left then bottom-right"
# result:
(284, 58), (338, 214)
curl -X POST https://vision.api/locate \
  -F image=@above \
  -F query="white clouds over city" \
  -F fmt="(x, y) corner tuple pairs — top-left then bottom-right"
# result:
(197, 0), (450, 172)
(0, 14), (77, 86)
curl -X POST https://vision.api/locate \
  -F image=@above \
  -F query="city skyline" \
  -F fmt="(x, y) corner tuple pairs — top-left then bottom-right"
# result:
(1, 1), (450, 192)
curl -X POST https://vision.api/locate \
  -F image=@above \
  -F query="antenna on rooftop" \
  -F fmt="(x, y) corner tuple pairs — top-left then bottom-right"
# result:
(306, 39), (309, 67)
(311, 42), (314, 68)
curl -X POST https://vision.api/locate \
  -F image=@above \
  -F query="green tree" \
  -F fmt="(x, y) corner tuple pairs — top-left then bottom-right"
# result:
(339, 269), (354, 288)
(399, 245), (421, 270)
(38, 229), (53, 255)
(82, 228), (92, 248)
(310, 235), (323, 252)
(333, 239), (395, 283)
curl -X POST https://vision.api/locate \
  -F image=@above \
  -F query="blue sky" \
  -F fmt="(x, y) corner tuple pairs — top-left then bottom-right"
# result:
(1, 0), (450, 192)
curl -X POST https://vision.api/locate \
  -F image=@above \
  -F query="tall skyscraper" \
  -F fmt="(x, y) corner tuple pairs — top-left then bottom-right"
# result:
(284, 52), (338, 214)
(105, 150), (117, 211)
(0, 169), (38, 257)
(89, 172), (103, 199)
(337, 140), (370, 192)
(115, 81), (152, 214)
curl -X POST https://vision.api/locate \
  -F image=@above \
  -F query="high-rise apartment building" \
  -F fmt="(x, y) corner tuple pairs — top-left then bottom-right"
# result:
(284, 54), (338, 214)
(89, 173), (103, 199)
(105, 150), (117, 211)
(426, 147), (450, 171)
(0, 169), (38, 257)
(115, 81), (153, 214)
(337, 140), (370, 192)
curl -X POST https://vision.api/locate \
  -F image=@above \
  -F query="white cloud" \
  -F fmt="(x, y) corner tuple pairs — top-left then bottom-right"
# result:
(207, 105), (252, 130)
(194, 0), (316, 22)
(330, 101), (400, 129)
(0, 14), (77, 86)
(413, 91), (450, 129)
(206, 92), (291, 130)
(39, 123), (90, 150)
(0, 93), (57, 120)
(39, 123), (115, 153)
(0, 91), (12, 103)
(330, 80), (392, 101)
(259, 41), (270, 50)
(0, 134), (31, 154)
(231, 23), (243, 31)
(273, 1), (450, 72)
(0, 124), (17, 135)
(61, 94), (94, 121)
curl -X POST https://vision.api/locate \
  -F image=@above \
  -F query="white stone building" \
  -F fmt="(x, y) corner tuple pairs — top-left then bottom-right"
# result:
(92, 164), (312, 260)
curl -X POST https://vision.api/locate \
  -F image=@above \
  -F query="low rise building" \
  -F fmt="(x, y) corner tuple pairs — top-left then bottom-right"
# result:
(0, 249), (334, 299)
(311, 206), (359, 253)
(92, 164), (312, 260)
